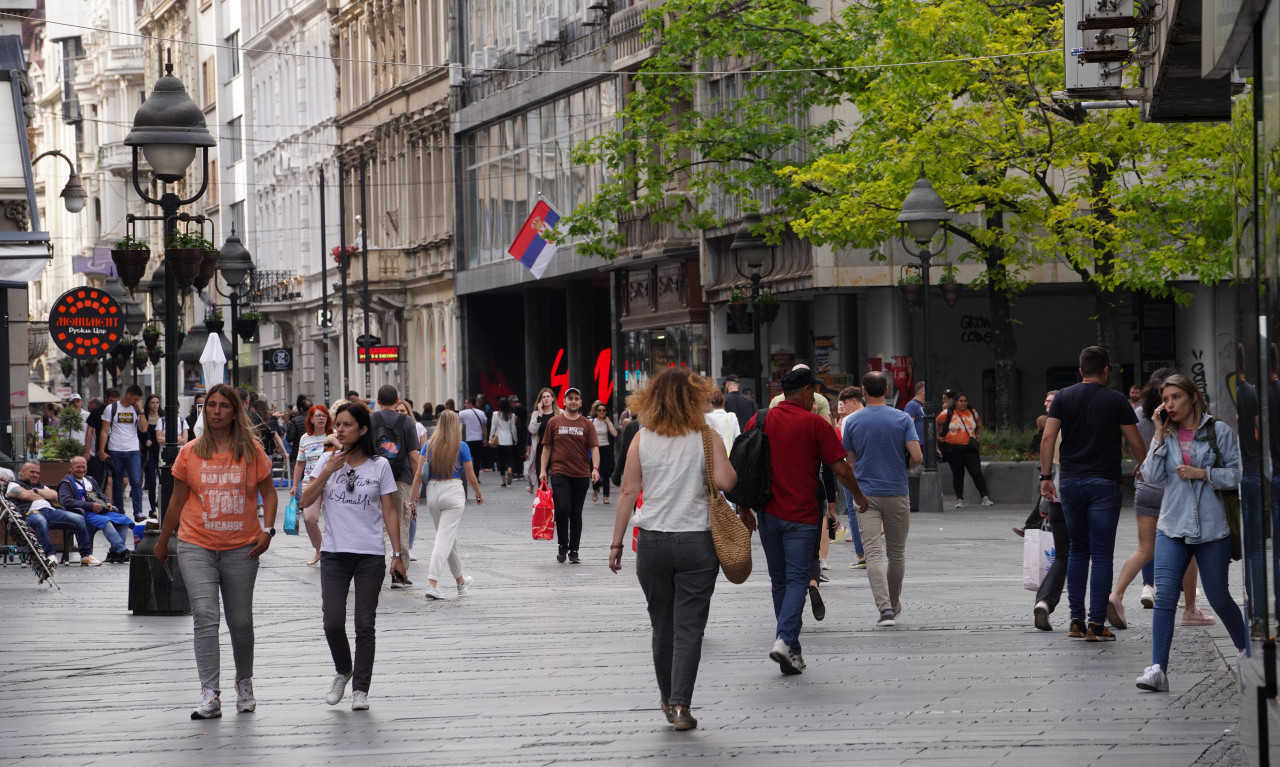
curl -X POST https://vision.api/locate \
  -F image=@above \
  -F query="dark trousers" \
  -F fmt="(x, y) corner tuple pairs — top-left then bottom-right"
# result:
(636, 530), (719, 707)
(550, 474), (590, 553)
(593, 447), (615, 499)
(143, 449), (159, 512)
(495, 444), (517, 476)
(465, 440), (485, 473)
(946, 443), (989, 499)
(320, 552), (385, 694)
(88, 454), (107, 487)
(1034, 499), (1069, 611)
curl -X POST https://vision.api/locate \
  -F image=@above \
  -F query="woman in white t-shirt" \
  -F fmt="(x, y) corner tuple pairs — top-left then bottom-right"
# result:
(292, 405), (337, 566)
(300, 402), (406, 712)
(703, 389), (740, 454)
(488, 397), (520, 487)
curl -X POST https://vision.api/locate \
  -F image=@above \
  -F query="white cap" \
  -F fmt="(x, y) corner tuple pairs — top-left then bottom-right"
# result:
(69, 393), (83, 402)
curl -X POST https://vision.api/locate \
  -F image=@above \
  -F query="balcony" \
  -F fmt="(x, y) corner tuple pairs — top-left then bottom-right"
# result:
(97, 141), (147, 178)
(611, 0), (662, 71)
(104, 45), (145, 76)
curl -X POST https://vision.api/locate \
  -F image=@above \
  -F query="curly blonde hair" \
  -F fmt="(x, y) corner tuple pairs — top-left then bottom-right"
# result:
(626, 368), (713, 437)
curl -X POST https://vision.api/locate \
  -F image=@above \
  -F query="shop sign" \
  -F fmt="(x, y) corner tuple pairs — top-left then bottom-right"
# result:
(357, 345), (401, 363)
(48, 286), (123, 358)
(262, 348), (293, 372)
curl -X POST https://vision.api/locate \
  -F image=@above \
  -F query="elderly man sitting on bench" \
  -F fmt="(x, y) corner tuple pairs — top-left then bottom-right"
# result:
(59, 456), (134, 564)
(6, 461), (102, 567)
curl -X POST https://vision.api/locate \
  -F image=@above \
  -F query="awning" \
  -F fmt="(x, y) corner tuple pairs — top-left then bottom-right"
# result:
(0, 243), (52, 282)
(23, 382), (59, 404)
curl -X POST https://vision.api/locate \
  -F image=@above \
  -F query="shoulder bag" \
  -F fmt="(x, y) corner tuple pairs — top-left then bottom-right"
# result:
(1203, 416), (1242, 561)
(701, 425), (751, 583)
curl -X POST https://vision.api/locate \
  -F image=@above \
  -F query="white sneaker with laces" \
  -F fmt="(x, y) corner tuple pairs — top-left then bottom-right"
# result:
(1136, 664), (1168, 692)
(457, 575), (474, 595)
(1140, 584), (1156, 608)
(408, 549), (418, 561)
(954, 499), (968, 509)
(326, 672), (352, 705)
(235, 679), (255, 712)
(423, 583), (446, 599)
(80, 555), (104, 567)
(191, 688), (222, 719)
(351, 690), (369, 710)
(819, 558), (830, 571)
(981, 496), (995, 506)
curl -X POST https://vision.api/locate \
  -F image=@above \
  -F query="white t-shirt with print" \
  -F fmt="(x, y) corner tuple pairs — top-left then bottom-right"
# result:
(104, 402), (142, 452)
(295, 433), (330, 480)
(307, 452), (397, 555)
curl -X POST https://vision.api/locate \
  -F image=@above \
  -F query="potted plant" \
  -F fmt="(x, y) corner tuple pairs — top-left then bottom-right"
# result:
(754, 290), (781, 323)
(193, 244), (220, 291)
(165, 230), (216, 289)
(236, 309), (260, 343)
(331, 244), (358, 273)
(38, 404), (85, 484)
(110, 235), (151, 290)
(727, 287), (750, 324)
(111, 338), (135, 370)
(147, 348), (164, 366)
(205, 310), (225, 333)
(898, 272), (924, 310)
(142, 324), (161, 351)
(58, 357), (74, 380)
(938, 266), (961, 308)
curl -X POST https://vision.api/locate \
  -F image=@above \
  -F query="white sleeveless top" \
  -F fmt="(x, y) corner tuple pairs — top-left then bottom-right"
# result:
(635, 428), (710, 532)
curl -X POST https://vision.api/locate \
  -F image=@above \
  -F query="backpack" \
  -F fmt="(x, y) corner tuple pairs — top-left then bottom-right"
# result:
(724, 408), (770, 510)
(373, 411), (408, 478)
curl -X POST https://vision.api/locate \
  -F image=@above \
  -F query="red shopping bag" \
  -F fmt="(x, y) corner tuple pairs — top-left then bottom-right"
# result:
(532, 481), (555, 540)
(632, 492), (643, 552)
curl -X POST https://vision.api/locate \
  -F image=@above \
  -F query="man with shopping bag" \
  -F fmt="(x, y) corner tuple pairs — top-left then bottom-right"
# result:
(532, 482), (555, 540)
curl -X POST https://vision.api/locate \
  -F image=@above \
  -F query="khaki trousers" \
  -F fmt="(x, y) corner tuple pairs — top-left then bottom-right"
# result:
(857, 494), (911, 614)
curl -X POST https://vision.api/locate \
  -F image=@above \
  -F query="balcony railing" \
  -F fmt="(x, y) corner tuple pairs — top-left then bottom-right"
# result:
(104, 45), (145, 75)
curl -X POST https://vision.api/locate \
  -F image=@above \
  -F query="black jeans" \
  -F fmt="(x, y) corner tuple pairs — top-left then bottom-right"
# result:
(465, 441), (485, 473)
(143, 449), (160, 512)
(320, 552), (385, 693)
(550, 474), (590, 553)
(635, 530), (719, 707)
(946, 443), (990, 499)
(594, 447), (615, 499)
(1034, 499), (1069, 612)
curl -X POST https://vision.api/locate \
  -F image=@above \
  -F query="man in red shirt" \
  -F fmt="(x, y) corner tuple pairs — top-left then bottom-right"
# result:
(743, 368), (867, 675)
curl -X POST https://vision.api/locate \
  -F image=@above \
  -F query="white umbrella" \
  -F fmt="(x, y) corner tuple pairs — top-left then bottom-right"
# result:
(199, 332), (226, 389)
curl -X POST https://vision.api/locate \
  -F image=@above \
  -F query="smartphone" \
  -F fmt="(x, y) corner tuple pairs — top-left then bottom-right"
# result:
(1157, 408), (1167, 423)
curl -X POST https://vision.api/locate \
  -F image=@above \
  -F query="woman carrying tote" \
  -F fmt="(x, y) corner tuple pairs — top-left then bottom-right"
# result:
(300, 402), (407, 711)
(1135, 373), (1247, 692)
(608, 368), (736, 732)
(489, 397), (520, 487)
(408, 409), (483, 600)
(155, 383), (277, 720)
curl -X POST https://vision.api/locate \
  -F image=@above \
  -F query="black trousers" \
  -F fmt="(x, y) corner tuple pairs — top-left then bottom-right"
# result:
(636, 530), (719, 707)
(465, 440), (485, 473)
(495, 444), (517, 476)
(946, 443), (990, 498)
(1034, 500), (1069, 611)
(320, 552), (385, 693)
(593, 447), (615, 498)
(550, 474), (590, 553)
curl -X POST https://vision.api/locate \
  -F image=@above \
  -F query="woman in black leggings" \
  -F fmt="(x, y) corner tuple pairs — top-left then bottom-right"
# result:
(936, 393), (993, 508)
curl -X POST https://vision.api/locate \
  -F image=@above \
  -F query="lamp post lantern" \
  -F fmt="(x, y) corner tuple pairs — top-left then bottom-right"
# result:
(216, 227), (256, 387)
(896, 172), (953, 514)
(32, 149), (87, 213)
(731, 212), (776, 406)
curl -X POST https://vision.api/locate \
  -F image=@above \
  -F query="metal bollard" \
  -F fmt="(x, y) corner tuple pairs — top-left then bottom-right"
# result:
(128, 528), (190, 615)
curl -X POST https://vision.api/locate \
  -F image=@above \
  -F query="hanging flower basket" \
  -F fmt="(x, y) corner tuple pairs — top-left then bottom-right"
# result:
(147, 348), (164, 366)
(756, 302), (781, 324)
(899, 283), (923, 311)
(58, 358), (74, 378)
(193, 248), (219, 291)
(331, 245), (358, 273)
(940, 282), (961, 308)
(142, 328), (161, 351)
(235, 317), (259, 344)
(81, 358), (99, 375)
(728, 302), (749, 324)
(133, 349), (148, 372)
(111, 246), (151, 291)
(165, 248), (206, 289)
(205, 315), (225, 333)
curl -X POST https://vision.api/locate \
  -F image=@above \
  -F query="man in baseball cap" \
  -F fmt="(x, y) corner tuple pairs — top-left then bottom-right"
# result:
(538, 385), (599, 564)
(67, 394), (88, 457)
(723, 373), (756, 432)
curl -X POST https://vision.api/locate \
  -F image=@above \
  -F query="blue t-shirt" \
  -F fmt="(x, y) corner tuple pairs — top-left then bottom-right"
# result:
(419, 441), (472, 480)
(842, 405), (919, 496)
(903, 398), (926, 444)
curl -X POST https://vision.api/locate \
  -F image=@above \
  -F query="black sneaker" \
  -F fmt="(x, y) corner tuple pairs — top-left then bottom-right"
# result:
(556, 550), (567, 563)
(568, 551), (581, 564)
(808, 585), (826, 622)
(1068, 618), (1088, 638)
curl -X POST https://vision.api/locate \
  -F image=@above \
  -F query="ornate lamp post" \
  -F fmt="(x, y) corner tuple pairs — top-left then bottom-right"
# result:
(731, 213), (776, 406)
(32, 149), (87, 213)
(216, 228), (256, 387)
(896, 172), (953, 514)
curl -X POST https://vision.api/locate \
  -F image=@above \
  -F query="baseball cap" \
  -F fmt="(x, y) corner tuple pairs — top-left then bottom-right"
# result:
(69, 393), (82, 402)
(724, 373), (740, 383)
(780, 368), (823, 393)
(564, 386), (583, 398)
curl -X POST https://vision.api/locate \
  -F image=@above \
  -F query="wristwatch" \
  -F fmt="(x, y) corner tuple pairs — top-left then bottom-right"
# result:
(390, 552), (403, 559)
(265, 527), (276, 537)
(1039, 474), (1053, 481)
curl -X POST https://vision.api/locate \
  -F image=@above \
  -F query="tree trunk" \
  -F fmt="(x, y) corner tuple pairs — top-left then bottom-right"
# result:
(984, 210), (1020, 430)
(1088, 158), (1123, 388)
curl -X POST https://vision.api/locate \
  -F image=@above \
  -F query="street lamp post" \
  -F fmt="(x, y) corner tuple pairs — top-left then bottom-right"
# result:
(731, 213), (776, 407)
(216, 228), (255, 387)
(896, 172), (953, 515)
(119, 56), (216, 615)
(31, 149), (87, 213)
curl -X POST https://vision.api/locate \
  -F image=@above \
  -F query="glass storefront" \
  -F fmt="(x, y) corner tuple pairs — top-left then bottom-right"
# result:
(622, 324), (710, 393)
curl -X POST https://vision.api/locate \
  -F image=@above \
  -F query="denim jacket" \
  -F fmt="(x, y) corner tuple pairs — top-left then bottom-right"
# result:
(1139, 414), (1241, 543)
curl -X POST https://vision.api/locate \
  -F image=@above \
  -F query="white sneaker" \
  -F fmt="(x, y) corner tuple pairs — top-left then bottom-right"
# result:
(954, 499), (968, 509)
(819, 558), (830, 571)
(408, 549), (418, 561)
(1140, 584), (1156, 609)
(326, 672), (352, 705)
(235, 679), (255, 713)
(423, 583), (446, 599)
(457, 575), (474, 596)
(351, 690), (369, 710)
(191, 689), (222, 719)
(46, 553), (59, 567)
(768, 637), (803, 675)
(981, 496), (995, 506)
(1034, 601), (1052, 631)
(80, 555), (104, 567)
(1136, 664), (1168, 692)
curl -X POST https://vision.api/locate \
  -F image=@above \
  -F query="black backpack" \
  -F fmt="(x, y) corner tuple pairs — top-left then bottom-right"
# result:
(725, 408), (771, 510)
(372, 411), (408, 478)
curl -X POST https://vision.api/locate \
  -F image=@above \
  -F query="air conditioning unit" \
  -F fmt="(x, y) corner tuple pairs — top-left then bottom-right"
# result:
(538, 16), (560, 46)
(516, 29), (533, 56)
(484, 45), (499, 69)
(587, 0), (608, 9)
(448, 63), (466, 86)
(470, 50), (486, 77)
(583, 0), (602, 26)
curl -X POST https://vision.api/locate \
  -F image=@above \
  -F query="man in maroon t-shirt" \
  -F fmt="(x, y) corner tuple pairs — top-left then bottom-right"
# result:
(538, 387), (601, 564)
(743, 368), (867, 676)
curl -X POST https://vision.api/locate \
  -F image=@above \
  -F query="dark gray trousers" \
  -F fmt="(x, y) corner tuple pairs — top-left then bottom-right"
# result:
(321, 552), (385, 693)
(635, 529), (719, 707)
(1035, 500), (1070, 611)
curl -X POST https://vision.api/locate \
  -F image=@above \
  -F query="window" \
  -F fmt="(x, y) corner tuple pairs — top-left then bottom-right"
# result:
(206, 161), (219, 208)
(201, 57), (216, 108)
(225, 31), (240, 80)
(228, 201), (245, 239)
(225, 117), (242, 165)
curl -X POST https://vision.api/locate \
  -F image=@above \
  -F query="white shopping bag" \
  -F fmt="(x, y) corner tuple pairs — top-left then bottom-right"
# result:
(1022, 526), (1055, 591)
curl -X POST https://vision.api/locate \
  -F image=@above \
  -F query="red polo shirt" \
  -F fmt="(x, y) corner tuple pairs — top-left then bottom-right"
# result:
(748, 400), (845, 524)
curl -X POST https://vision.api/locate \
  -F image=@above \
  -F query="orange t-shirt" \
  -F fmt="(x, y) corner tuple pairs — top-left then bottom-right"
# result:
(937, 408), (980, 447)
(171, 442), (272, 550)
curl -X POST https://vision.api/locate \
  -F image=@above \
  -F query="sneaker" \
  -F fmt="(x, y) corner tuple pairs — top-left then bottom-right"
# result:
(556, 550), (567, 563)
(819, 558), (830, 571)
(1085, 622), (1116, 642)
(592, 490), (599, 503)
(351, 690), (369, 711)
(235, 679), (255, 713)
(1068, 618), (1087, 638)
(457, 575), (474, 595)
(817, 573), (829, 583)
(769, 637), (804, 675)
(1181, 608), (1217, 627)
(893, 603), (903, 618)
(877, 610), (895, 627)
(851, 557), (867, 569)
(80, 555), (104, 567)
(954, 499), (968, 509)
(191, 689), (222, 720)
(423, 583), (446, 599)
(1136, 664), (1169, 692)
(45, 553), (58, 567)
(981, 496), (995, 506)
(408, 549), (418, 561)
(1140, 584), (1155, 608)
(326, 672), (352, 705)
(808, 585), (826, 622)
(568, 551), (581, 564)
(1034, 601), (1052, 631)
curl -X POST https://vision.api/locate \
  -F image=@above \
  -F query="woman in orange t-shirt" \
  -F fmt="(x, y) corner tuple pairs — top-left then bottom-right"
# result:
(935, 392), (993, 508)
(155, 383), (278, 721)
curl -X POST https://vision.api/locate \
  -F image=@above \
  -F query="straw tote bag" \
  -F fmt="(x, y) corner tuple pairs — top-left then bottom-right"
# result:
(702, 426), (752, 583)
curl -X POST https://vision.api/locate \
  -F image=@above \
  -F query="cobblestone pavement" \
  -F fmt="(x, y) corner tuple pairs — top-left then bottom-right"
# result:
(0, 483), (1246, 766)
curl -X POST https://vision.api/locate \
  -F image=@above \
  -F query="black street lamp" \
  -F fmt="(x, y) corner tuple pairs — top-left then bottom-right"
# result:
(216, 227), (256, 387)
(731, 212), (776, 406)
(122, 57), (216, 615)
(32, 149), (87, 213)
(896, 172), (953, 514)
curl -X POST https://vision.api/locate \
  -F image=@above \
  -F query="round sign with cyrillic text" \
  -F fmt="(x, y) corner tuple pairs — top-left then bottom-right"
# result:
(48, 287), (123, 358)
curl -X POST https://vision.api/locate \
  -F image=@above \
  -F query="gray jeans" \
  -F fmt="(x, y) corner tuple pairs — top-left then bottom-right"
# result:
(177, 540), (260, 692)
(635, 529), (718, 707)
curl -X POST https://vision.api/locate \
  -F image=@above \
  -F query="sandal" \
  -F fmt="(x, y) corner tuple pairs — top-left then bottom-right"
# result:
(1181, 608), (1217, 627)
(307, 550), (321, 566)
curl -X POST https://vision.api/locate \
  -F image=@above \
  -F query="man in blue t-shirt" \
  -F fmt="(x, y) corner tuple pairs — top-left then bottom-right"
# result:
(843, 370), (923, 628)
(903, 381), (926, 444)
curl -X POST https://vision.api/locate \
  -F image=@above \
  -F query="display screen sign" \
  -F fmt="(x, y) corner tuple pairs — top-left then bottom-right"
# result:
(48, 287), (124, 358)
(357, 345), (401, 363)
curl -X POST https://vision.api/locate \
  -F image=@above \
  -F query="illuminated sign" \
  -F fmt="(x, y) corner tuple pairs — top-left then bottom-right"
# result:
(358, 345), (401, 363)
(48, 287), (124, 358)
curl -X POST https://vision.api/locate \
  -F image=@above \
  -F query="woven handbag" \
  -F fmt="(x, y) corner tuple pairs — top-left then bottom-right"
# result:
(702, 426), (752, 583)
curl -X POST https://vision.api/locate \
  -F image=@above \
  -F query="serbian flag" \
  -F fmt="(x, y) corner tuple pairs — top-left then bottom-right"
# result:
(508, 200), (561, 279)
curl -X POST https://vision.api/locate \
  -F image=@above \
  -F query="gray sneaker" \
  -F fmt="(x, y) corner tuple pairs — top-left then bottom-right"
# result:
(876, 610), (896, 627)
(235, 679), (255, 713)
(1136, 664), (1168, 692)
(326, 672), (352, 705)
(191, 689), (221, 720)
(351, 690), (369, 710)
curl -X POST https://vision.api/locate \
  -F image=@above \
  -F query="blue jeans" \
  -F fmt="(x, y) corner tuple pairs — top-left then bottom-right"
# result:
(758, 512), (819, 653)
(25, 506), (93, 557)
(1152, 532), (1247, 670)
(108, 450), (144, 518)
(1058, 477), (1123, 624)
(87, 512), (135, 554)
(842, 488), (865, 558)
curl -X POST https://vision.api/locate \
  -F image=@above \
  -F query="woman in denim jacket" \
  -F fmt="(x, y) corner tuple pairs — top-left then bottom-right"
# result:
(1135, 374), (1248, 692)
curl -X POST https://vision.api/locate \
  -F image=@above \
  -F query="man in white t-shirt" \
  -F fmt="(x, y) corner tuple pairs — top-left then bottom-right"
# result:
(98, 384), (149, 522)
